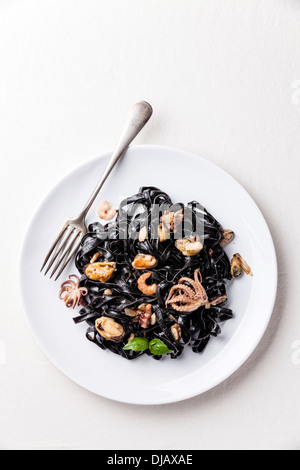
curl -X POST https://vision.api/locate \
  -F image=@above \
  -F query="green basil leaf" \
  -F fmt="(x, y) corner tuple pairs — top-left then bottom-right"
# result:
(123, 337), (149, 352)
(149, 339), (173, 356)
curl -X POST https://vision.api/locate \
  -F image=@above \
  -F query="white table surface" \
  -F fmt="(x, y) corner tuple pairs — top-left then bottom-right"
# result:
(1, 0), (299, 451)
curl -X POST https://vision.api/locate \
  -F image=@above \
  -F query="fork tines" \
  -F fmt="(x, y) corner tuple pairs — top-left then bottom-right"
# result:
(41, 223), (82, 281)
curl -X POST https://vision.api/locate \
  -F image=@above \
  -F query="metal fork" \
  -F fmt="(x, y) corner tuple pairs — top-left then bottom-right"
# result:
(41, 101), (153, 281)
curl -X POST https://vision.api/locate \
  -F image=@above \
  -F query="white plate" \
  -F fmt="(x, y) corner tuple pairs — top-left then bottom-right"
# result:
(19, 145), (277, 405)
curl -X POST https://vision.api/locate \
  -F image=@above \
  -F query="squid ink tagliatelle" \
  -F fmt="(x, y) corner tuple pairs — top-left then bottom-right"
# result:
(71, 186), (238, 361)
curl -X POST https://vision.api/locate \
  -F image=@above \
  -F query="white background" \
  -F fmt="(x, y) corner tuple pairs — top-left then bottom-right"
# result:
(0, 0), (300, 450)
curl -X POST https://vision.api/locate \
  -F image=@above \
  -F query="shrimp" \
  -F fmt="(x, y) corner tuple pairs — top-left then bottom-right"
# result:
(97, 201), (116, 221)
(137, 272), (157, 295)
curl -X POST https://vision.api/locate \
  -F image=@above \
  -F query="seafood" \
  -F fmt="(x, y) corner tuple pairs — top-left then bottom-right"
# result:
(139, 303), (153, 329)
(166, 269), (209, 313)
(171, 323), (182, 341)
(138, 226), (148, 242)
(230, 253), (252, 278)
(132, 253), (157, 270)
(158, 209), (183, 241)
(161, 209), (183, 232)
(158, 224), (169, 242)
(89, 251), (102, 263)
(103, 289), (113, 296)
(71, 186), (253, 361)
(219, 229), (235, 247)
(125, 303), (156, 328)
(84, 261), (117, 282)
(137, 272), (157, 295)
(208, 295), (227, 307)
(95, 316), (125, 342)
(59, 274), (88, 309)
(175, 235), (203, 256)
(97, 201), (116, 221)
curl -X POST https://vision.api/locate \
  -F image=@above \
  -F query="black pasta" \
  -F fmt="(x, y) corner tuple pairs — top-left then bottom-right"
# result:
(72, 186), (234, 360)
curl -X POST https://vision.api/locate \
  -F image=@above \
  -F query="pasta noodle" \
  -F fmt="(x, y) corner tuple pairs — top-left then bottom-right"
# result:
(73, 187), (234, 360)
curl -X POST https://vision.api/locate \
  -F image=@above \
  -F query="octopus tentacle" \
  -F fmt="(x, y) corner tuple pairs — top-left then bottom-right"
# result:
(166, 283), (195, 303)
(59, 274), (88, 309)
(166, 269), (209, 313)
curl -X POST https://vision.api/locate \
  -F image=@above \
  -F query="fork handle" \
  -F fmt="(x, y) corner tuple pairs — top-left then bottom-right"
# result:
(80, 101), (153, 219)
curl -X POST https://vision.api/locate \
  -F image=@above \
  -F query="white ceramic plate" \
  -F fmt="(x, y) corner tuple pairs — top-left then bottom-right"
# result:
(19, 145), (277, 405)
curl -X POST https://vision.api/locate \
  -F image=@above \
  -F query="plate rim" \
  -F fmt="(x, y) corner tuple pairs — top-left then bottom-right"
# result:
(19, 144), (278, 405)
